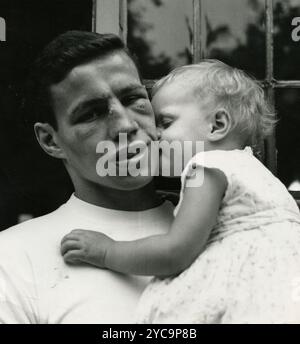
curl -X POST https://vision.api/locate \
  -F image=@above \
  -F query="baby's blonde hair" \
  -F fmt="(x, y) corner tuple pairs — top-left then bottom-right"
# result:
(152, 60), (276, 147)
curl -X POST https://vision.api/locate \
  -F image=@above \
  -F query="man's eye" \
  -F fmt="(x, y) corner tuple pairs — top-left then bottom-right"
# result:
(79, 109), (106, 122)
(122, 94), (147, 106)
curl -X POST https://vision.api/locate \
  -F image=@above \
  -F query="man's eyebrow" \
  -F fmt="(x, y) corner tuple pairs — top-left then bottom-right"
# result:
(117, 84), (146, 95)
(70, 84), (146, 117)
(69, 85), (146, 117)
(69, 98), (107, 118)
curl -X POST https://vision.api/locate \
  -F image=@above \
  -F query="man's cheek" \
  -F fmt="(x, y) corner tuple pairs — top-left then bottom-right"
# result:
(66, 136), (99, 166)
(140, 117), (157, 140)
(139, 102), (157, 134)
(72, 125), (101, 141)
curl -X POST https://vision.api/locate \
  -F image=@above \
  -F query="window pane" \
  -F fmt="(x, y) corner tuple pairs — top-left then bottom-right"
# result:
(275, 89), (300, 191)
(204, 0), (266, 79)
(0, 0), (92, 230)
(274, 0), (300, 79)
(128, 0), (193, 79)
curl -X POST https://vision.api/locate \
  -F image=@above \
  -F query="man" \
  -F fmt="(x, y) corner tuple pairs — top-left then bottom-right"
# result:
(0, 31), (174, 323)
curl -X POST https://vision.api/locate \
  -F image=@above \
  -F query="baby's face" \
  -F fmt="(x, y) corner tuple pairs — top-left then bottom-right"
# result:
(152, 81), (212, 176)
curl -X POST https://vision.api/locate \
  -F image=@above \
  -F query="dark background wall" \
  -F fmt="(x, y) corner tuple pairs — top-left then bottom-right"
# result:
(0, 0), (93, 230)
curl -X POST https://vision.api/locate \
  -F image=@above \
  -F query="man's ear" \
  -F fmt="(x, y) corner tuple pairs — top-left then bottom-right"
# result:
(34, 122), (66, 159)
(208, 109), (232, 142)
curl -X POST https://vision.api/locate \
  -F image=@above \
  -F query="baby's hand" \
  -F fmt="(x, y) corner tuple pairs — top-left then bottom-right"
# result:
(60, 229), (114, 268)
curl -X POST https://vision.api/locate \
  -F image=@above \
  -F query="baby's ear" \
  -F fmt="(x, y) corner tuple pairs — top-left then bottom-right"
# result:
(208, 109), (232, 142)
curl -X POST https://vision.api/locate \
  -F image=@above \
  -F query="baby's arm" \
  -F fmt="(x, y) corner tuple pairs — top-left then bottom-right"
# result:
(61, 167), (227, 277)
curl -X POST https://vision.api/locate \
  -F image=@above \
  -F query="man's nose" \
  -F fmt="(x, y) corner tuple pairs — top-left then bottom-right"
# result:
(108, 102), (139, 141)
(156, 127), (162, 140)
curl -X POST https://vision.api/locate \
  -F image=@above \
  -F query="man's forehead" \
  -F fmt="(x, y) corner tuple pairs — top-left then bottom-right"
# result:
(52, 52), (140, 94)
(72, 52), (138, 81)
(49, 51), (143, 118)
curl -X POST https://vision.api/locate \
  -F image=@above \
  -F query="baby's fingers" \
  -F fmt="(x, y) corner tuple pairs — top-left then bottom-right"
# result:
(61, 230), (83, 245)
(61, 239), (82, 256)
(63, 250), (83, 265)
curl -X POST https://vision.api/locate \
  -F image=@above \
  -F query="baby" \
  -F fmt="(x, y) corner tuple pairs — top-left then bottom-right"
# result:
(61, 60), (300, 323)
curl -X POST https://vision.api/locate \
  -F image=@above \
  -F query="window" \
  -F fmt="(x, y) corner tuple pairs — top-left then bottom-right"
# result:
(94, 0), (300, 203)
(0, 17), (5, 41)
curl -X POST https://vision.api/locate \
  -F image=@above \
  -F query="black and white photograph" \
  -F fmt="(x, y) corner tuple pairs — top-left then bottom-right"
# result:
(0, 0), (300, 326)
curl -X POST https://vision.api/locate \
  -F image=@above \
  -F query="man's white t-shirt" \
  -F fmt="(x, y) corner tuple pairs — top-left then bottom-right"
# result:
(0, 194), (173, 323)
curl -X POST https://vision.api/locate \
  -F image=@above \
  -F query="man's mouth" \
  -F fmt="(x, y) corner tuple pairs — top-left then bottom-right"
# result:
(115, 141), (150, 164)
(115, 149), (139, 162)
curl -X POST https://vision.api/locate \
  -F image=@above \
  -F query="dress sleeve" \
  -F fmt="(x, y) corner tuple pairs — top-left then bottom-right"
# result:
(174, 150), (238, 217)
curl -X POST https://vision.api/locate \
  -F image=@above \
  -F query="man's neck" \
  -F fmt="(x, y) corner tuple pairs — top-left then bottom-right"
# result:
(73, 181), (163, 211)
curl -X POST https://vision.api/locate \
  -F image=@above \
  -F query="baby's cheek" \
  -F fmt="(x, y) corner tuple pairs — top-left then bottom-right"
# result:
(159, 126), (176, 141)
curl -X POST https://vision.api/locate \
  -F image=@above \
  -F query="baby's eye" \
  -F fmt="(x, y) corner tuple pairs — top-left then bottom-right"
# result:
(157, 116), (173, 129)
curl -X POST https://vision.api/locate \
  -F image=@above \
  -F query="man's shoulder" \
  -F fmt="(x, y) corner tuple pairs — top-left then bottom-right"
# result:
(0, 202), (68, 246)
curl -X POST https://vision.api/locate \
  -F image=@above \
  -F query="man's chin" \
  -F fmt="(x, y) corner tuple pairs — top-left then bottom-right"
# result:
(104, 174), (154, 191)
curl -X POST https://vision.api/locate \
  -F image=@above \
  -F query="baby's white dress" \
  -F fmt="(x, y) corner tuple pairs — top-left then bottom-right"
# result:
(135, 147), (300, 323)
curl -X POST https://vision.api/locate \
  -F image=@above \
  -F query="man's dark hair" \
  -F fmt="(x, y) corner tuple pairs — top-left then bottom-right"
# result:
(25, 31), (137, 129)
